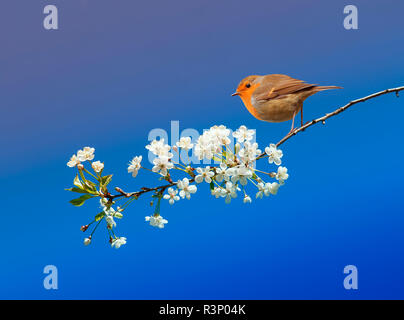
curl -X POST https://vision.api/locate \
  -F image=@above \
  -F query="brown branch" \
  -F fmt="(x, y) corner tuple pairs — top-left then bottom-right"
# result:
(275, 85), (404, 148)
(109, 85), (404, 201)
(110, 178), (197, 201)
(112, 183), (175, 200)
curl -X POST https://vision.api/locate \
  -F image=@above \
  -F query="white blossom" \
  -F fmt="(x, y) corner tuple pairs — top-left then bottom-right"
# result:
(268, 182), (280, 195)
(67, 124), (290, 245)
(265, 144), (283, 165)
(177, 178), (197, 199)
(276, 166), (289, 184)
(163, 187), (180, 205)
(91, 161), (104, 173)
(103, 205), (116, 215)
(194, 135), (214, 160)
(211, 187), (224, 198)
(233, 125), (255, 143)
(209, 125), (231, 146)
(67, 154), (80, 168)
(104, 207), (117, 227)
(223, 181), (238, 204)
(176, 137), (194, 150)
(152, 156), (174, 176)
(128, 156), (142, 178)
(145, 215), (168, 228)
(101, 203), (123, 229)
(256, 181), (280, 199)
(146, 139), (173, 158)
(215, 163), (230, 182)
(230, 165), (253, 186)
(195, 166), (215, 184)
(256, 182), (266, 199)
(100, 198), (109, 208)
(239, 142), (261, 163)
(194, 125), (233, 160)
(114, 211), (123, 219)
(243, 195), (252, 204)
(111, 237), (127, 249)
(77, 147), (95, 162)
(106, 215), (116, 228)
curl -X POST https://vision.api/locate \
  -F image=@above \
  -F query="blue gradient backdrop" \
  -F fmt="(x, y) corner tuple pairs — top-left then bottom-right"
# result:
(1, 0), (403, 299)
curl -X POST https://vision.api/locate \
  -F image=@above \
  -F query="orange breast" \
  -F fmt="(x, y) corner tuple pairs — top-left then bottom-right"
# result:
(240, 94), (263, 120)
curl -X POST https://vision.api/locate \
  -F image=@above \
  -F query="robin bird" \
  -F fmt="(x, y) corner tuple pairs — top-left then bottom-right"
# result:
(232, 74), (342, 133)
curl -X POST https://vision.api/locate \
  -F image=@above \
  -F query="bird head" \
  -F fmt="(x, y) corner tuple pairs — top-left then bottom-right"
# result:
(232, 75), (261, 98)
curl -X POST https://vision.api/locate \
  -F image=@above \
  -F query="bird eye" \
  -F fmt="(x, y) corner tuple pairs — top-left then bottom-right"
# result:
(245, 83), (251, 88)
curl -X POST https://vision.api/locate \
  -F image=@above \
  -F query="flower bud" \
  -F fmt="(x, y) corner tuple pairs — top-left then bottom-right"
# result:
(80, 225), (89, 232)
(83, 237), (91, 246)
(172, 146), (178, 152)
(234, 143), (241, 154)
(77, 164), (84, 170)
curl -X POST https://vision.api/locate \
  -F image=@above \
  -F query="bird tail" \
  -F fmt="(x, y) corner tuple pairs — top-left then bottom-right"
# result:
(315, 85), (343, 92)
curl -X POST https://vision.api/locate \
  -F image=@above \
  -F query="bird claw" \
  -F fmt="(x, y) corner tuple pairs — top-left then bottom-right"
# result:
(287, 128), (298, 136)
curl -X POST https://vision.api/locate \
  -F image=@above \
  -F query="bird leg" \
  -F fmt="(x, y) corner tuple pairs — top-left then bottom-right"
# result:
(300, 106), (304, 127)
(288, 111), (297, 135)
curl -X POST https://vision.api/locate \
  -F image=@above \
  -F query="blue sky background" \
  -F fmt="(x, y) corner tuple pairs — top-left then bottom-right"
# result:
(0, 0), (403, 299)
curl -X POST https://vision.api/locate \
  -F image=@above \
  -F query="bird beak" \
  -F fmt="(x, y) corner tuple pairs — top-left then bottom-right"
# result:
(231, 92), (240, 97)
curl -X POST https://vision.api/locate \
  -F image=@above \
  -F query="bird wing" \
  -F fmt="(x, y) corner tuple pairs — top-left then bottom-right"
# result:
(253, 74), (316, 101)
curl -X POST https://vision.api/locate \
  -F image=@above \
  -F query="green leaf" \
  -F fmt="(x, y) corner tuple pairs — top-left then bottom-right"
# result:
(78, 169), (87, 183)
(69, 194), (94, 207)
(94, 211), (105, 221)
(76, 170), (97, 192)
(210, 182), (215, 191)
(83, 180), (97, 193)
(73, 174), (84, 189)
(100, 174), (113, 187)
(85, 179), (97, 187)
(65, 187), (89, 194)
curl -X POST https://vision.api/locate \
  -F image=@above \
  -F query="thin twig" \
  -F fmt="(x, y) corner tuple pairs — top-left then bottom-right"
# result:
(110, 178), (196, 201)
(274, 86), (404, 149)
(109, 86), (404, 200)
